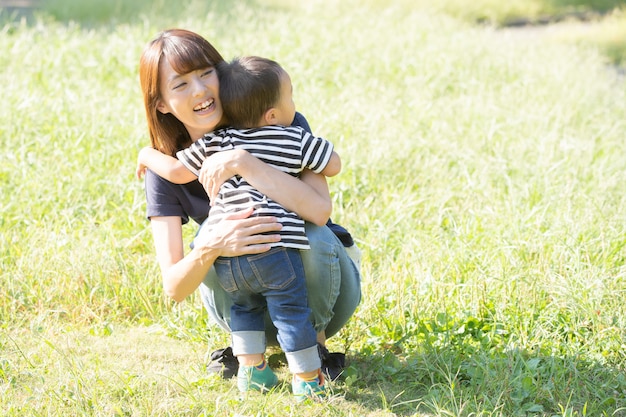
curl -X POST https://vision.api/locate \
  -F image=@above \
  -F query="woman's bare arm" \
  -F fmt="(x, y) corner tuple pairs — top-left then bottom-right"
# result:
(151, 208), (282, 302)
(198, 149), (333, 225)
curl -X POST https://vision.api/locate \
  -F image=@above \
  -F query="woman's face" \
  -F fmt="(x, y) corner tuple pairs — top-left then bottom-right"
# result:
(157, 57), (223, 140)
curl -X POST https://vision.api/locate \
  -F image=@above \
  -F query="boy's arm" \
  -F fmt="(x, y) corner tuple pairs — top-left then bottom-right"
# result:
(319, 151), (341, 177)
(136, 147), (197, 184)
(301, 130), (341, 177)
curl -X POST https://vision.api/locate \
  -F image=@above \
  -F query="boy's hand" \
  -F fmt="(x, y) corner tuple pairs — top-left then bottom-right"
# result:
(198, 149), (242, 204)
(136, 146), (151, 179)
(136, 162), (147, 179)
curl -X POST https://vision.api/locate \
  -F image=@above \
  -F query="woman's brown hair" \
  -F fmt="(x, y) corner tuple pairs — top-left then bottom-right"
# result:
(139, 29), (224, 156)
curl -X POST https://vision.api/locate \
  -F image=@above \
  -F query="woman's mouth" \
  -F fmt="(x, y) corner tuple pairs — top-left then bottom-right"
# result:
(193, 99), (214, 112)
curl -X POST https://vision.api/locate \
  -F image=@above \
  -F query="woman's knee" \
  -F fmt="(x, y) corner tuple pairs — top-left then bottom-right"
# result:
(301, 223), (362, 336)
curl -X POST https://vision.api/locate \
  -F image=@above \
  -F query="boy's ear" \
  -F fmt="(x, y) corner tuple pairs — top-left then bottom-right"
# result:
(263, 107), (277, 125)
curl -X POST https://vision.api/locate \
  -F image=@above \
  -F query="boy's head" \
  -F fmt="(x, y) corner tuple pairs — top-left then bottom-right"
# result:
(217, 56), (295, 129)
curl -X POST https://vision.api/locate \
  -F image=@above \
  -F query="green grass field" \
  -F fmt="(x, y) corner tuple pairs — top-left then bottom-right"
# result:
(2, 0), (626, 415)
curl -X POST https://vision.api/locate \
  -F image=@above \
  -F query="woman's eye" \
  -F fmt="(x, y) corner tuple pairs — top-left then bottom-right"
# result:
(173, 82), (186, 90)
(201, 68), (213, 77)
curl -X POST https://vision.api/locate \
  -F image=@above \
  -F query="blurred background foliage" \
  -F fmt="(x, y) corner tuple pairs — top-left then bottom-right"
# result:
(2, 0), (623, 65)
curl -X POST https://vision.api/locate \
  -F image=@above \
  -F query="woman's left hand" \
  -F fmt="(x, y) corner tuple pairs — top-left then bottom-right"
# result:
(198, 149), (246, 203)
(195, 207), (282, 255)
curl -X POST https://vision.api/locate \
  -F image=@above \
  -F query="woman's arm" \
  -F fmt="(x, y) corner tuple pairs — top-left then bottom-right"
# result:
(151, 216), (216, 301)
(198, 149), (333, 226)
(151, 208), (282, 302)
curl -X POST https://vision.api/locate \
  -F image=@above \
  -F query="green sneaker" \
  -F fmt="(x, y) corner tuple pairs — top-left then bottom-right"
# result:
(237, 362), (278, 393)
(292, 371), (327, 402)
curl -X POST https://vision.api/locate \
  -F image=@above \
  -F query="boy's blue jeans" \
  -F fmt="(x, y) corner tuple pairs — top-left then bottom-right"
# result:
(200, 223), (361, 344)
(214, 247), (320, 373)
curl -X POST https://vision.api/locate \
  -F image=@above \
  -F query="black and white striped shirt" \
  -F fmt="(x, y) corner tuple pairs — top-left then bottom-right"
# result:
(176, 125), (334, 249)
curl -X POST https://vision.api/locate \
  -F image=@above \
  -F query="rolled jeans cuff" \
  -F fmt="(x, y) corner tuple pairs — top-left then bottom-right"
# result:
(232, 330), (266, 356)
(285, 344), (321, 374)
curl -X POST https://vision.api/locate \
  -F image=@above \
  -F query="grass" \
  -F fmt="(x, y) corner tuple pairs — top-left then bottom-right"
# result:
(405, 0), (626, 65)
(2, 0), (626, 415)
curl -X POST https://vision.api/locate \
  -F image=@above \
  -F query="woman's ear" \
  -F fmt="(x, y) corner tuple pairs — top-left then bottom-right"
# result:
(157, 100), (170, 114)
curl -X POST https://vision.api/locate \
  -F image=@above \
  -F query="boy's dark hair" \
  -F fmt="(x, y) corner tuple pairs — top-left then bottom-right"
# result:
(217, 56), (284, 129)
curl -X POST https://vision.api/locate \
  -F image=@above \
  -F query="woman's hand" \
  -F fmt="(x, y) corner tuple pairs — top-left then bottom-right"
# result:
(198, 149), (247, 204)
(195, 207), (282, 256)
(154, 208), (281, 302)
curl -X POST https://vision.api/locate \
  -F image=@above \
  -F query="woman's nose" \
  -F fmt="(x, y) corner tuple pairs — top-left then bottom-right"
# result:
(191, 77), (207, 97)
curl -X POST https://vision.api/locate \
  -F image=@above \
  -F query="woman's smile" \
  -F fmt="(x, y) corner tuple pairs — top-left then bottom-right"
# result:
(194, 99), (215, 113)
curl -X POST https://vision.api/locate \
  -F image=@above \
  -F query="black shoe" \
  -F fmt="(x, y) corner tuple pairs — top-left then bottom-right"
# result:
(207, 347), (239, 379)
(318, 343), (346, 381)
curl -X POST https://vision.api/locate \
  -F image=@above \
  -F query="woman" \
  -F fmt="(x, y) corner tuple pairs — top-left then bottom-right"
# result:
(138, 28), (361, 380)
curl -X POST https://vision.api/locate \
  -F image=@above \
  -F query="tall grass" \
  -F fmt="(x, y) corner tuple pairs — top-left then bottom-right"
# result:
(1, 0), (626, 415)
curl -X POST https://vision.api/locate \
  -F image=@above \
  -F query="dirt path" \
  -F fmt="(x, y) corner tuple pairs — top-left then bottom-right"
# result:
(0, 0), (40, 20)
(0, 0), (39, 6)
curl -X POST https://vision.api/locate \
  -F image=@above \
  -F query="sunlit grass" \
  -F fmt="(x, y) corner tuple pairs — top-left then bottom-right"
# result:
(547, 8), (626, 65)
(2, 0), (626, 415)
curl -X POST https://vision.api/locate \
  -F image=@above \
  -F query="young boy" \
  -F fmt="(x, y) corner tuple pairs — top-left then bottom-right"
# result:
(136, 56), (340, 401)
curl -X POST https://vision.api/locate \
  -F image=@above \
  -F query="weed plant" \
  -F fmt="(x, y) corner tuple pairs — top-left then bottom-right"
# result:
(1, 0), (626, 416)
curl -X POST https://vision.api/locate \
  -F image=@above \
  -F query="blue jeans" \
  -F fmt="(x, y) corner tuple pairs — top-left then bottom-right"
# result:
(200, 223), (361, 345)
(215, 247), (320, 373)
